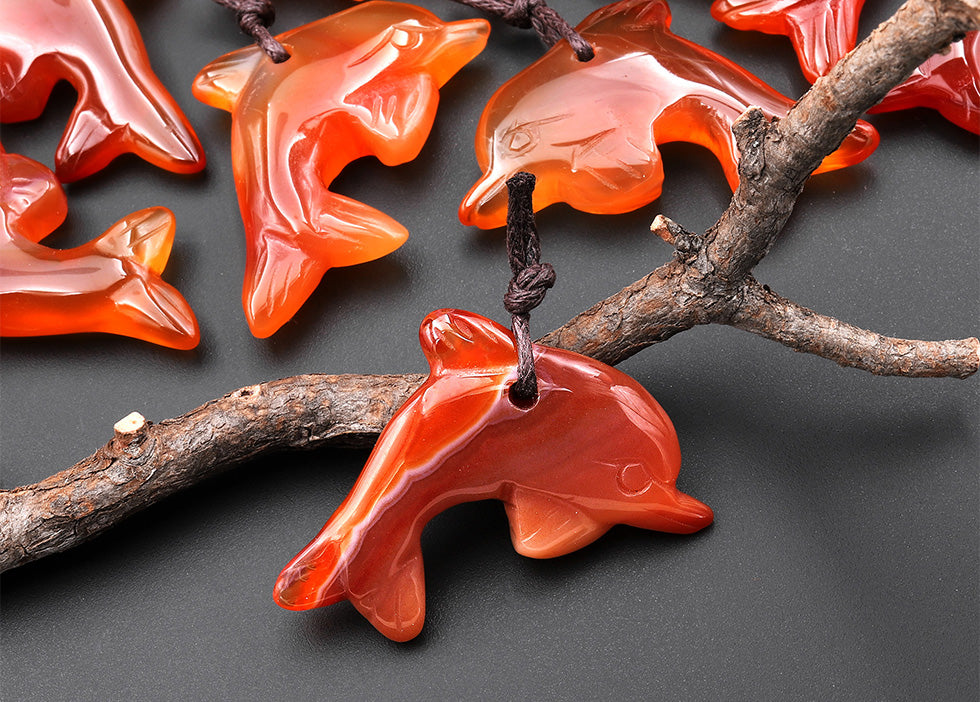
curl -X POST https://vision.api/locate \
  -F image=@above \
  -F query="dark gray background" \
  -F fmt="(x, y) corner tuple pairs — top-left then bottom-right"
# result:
(2, 0), (977, 699)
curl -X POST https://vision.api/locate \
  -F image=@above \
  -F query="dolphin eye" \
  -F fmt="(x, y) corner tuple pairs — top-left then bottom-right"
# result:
(391, 27), (424, 49)
(504, 128), (535, 155)
(616, 462), (655, 496)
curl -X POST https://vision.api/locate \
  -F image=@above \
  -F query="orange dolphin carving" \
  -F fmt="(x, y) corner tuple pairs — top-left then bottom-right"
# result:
(712, 0), (979, 133)
(869, 32), (979, 133)
(274, 309), (713, 641)
(0, 0), (205, 182)
(459, 0), (878, 229)
(711, 0), (865, 83)
(192, 3), (489, 338)
(0, 146), (200, 349)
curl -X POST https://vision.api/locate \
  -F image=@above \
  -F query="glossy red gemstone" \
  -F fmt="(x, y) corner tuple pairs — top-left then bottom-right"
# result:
(711, 0), (979, 132)
(193, 2), (489, 337)
(274, 309), (713, 641)
(0, 146), (200, 349)
(0, 0), (205, 181)
(460, 0), (879, 229)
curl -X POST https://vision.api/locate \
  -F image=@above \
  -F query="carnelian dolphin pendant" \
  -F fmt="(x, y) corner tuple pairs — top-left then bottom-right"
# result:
(274, 309), (713, 641)
(0, 0), (205, 182)
(869, 32), (979, 133)
(0, 146), (200, 349)
(459, 0), (879, 229)
(711, 0), (979, 133)
(192, 3), (489, 338)
(711, 0), (865, 83)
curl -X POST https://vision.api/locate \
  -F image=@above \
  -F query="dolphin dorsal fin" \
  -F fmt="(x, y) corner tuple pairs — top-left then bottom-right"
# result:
(344, 73), (439, 166)
(505, 487), (610, 558)
(579, 0), (671, 35)
(0, 150), (68, 243)
(192, 44), (267, 112)
(418, 309), (517, 377)
(92, 207), (175, 275)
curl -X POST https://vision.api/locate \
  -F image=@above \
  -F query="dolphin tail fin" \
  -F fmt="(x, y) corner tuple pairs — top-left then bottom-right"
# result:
(54, 78), (205, 182)
(241, 195), (407, 338)
(580, 0), (672, 35)
(192, 44), (267, 112)
(347, 547), (426, 642)
(785, 2), (862, 82)
(274, 532), (427, 642)
(505, 487), (611, 559)
(93, 207), (175, 274)
(92, 207), (200, 349)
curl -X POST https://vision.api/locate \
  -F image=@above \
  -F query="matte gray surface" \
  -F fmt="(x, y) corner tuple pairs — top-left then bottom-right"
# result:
(1, 0), (977, 700)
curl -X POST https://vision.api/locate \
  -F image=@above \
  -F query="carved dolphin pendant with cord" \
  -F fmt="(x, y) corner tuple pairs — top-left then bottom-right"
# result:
(274, 309), (713, 641)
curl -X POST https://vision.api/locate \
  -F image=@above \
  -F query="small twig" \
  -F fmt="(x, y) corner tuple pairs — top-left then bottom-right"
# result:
(0, 375), (426, 572)
(211, 0), (592, 62)
(211, 0), (290, 63)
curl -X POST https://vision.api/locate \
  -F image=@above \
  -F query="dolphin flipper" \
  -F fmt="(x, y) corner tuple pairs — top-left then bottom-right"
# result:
(345, 72), (439, 166)
(505, 487), (610, 558)
(192, 45), (267, 113)
(348, 548), (426, 642)
(0, 146), (68, 243)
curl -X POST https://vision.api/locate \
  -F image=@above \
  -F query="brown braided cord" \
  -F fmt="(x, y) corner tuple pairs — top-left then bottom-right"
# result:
(456, 0), (594, 61)
(504, 173), (556, 406)
(211, 0), (290, 63)
(212, 0), (592, 63)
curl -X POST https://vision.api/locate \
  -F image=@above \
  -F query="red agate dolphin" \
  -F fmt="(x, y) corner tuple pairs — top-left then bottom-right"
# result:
(0, 0), (205, 182)
(712, 0), (979, 132)
(459, 0), (879, 229)
(274, 309), (712, 641)
(192, 3), (489, 337)
(0, 146), (199, 349)
(870, 32), (979, 133)
(711, 0), (865, 82)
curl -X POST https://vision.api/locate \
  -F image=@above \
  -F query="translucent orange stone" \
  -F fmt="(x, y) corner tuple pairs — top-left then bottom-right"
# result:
(711, 0), (864, 83)
(192, 3), (489, 338)
(0, 0), (205, 182)
(460, 0), (879, 229)
(274, 309), (713, 641)
(869, 32), (979, 133)
(0, 147), (200, 349)
(712, 0), (979, 133)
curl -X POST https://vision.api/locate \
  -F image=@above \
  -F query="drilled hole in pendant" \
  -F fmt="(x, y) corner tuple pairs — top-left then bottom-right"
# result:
(507, 383), (539, 411)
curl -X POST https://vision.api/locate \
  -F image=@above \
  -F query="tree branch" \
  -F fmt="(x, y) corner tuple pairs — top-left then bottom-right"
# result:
(727, 278), (980, 378)
(0, 374), (425, 572)
(707, 0), (980, 283)
(1, 0), (977, 572)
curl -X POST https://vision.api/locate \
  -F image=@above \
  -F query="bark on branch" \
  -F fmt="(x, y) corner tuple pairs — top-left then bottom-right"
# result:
(1, 0), (978, 572)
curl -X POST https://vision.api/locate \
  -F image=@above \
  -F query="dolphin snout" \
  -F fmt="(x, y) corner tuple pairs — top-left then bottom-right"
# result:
(638, 487), (714, 535)
(666, 489), (714, 533)
(274, 539), (345, 611)
(428, 19), (490, 85)
(459, 171), (510, 229)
